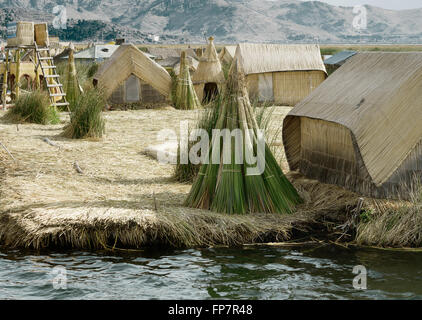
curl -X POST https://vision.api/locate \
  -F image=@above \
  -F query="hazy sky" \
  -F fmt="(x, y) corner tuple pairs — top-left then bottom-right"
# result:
(300, 0), (422, 10)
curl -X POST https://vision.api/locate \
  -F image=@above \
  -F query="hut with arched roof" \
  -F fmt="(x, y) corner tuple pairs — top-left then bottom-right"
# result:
(283, 52), (422, 199)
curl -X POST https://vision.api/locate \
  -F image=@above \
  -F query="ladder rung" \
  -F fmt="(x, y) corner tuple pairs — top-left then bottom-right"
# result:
(47, 83), (63, 88)
(50, 93), (66, 97)
(42, 65), (56, 69)
(37, 48), (50, 51)
(51, 102), (69, 107)
(40, 57), (53, 60)
(45, 75), (59, 78)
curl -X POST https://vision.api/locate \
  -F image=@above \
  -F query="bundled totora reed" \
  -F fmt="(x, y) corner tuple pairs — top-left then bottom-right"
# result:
(65, 43), (82, 108)
(174, 100), (221, 182)
(174, 51), (201, 110)
(184, 59), (302, 214)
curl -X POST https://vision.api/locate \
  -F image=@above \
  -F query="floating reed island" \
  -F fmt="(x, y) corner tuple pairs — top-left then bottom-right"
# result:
(0, 106), (416, 250)
(1, 30), (421, 250)
(0, 107), (347, 249)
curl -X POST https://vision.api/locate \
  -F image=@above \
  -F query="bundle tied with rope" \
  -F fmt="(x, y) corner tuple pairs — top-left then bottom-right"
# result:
(184, 58), (303, 214)
(174, 51), (201, 110)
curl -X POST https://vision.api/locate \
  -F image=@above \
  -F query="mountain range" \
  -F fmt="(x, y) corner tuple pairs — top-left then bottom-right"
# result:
(1, 0), (422, 43)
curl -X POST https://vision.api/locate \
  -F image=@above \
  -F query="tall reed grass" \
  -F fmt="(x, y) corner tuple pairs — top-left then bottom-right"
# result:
(3, 90), (60, 125)
(62, 89), (105, 139)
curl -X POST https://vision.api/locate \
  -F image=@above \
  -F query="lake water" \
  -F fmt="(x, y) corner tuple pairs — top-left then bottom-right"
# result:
(0, 245), (421, 300)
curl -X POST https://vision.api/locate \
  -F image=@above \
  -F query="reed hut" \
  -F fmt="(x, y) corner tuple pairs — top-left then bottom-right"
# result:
(192, 37), (225, 104)
(218, 45), (237, 65)
(283, 52), (422, 200)
(93, 44), (172, 105)
(233, 44), (327, 106)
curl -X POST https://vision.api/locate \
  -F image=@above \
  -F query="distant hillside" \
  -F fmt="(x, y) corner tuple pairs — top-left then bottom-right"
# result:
(1, 0), (422, 43)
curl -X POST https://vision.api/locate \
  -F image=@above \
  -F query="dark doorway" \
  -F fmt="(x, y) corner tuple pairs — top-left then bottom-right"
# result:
(203, 82), (218, 104)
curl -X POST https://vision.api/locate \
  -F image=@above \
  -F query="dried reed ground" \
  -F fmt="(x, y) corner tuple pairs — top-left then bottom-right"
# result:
(0, 107), (390, 249)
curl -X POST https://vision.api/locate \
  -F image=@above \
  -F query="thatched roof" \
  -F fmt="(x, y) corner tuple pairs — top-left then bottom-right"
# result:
(192, 37), (225, 84)
(233, 43), (327, 75)
(284, 52), (422, 187)
(218, 45), (237, 64)
(93, 44), (172, 99)
(148, 47), (198, 60)
(173, 56), (199, 76)
(157, 56), (180, 68)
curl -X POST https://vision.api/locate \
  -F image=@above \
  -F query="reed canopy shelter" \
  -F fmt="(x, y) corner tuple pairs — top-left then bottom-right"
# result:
(93, 44), (172, 105)
(233, 43), (327, 106)
(192, 37), (225, 104)
(283, 52), (422, 200)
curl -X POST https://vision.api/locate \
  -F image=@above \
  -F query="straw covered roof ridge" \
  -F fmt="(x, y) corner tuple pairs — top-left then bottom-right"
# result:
(286, 51), (422, 186)
(94, 44), (172, 99)
(234, 43), (327, 75)
(192, 37), (225, 84)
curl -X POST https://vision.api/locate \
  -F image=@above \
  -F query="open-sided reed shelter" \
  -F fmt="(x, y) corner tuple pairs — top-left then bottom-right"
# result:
(283, 52), (422, 199)
(93, 44), (172, 105)
(192, 37), (225, 104)
(233, 44), (327, 106)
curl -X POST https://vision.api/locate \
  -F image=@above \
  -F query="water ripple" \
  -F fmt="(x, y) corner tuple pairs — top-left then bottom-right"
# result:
(0, 245), (421, 300)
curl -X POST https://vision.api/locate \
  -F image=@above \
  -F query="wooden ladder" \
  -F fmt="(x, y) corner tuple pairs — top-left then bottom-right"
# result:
(34, 42), (69, 109)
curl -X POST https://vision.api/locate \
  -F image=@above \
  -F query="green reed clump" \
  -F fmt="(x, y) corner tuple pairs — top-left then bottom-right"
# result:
(3, 90), (60, 125)
(62, 89), (105, 139)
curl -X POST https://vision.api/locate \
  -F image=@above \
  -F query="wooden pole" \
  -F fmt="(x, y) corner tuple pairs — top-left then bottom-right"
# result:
(180, 51), (186, 76)
(14, 49), (21, 100)
(34, 49), (40, 90)
(2, 49), (9, 109)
